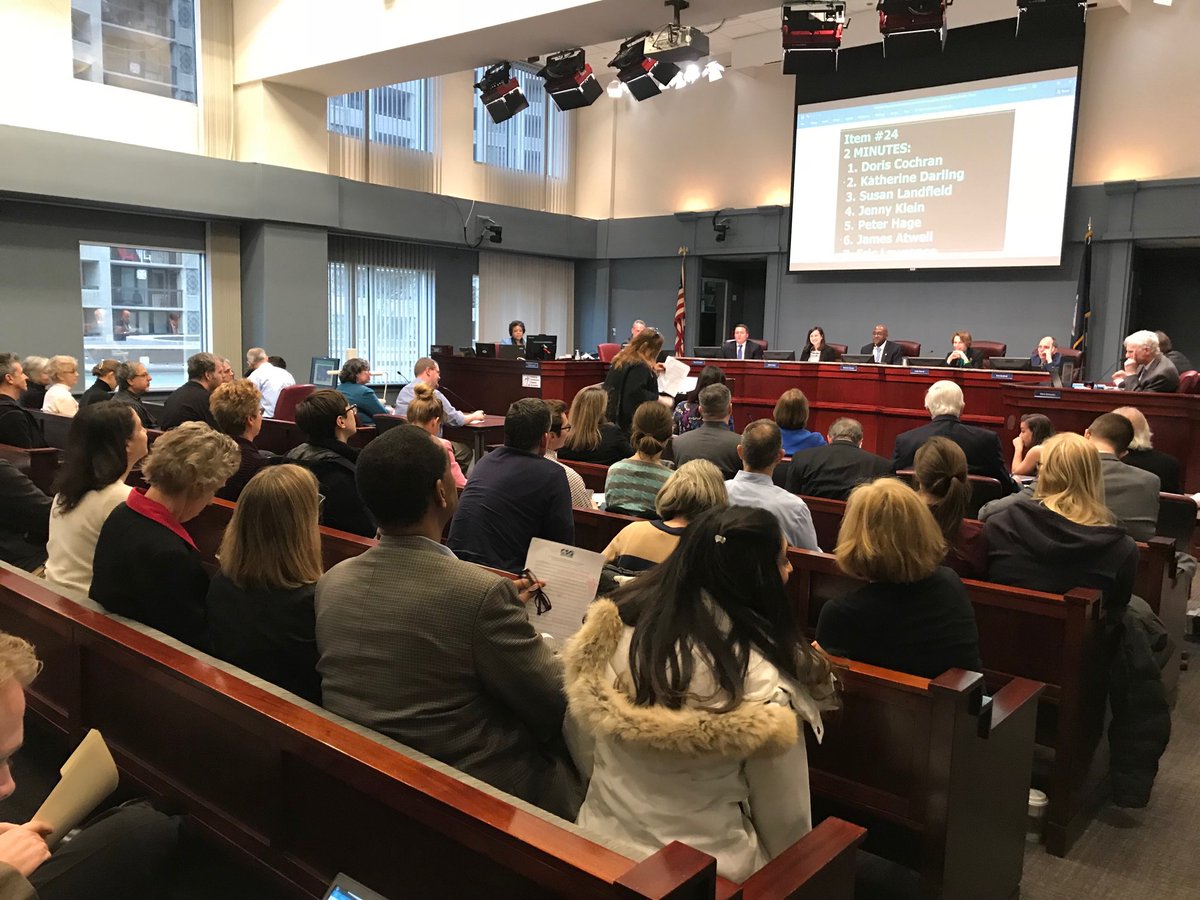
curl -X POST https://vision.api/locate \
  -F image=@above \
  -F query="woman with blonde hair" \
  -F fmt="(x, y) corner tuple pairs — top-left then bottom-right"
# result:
(603, 401), (674, 517)
(558, 386), (632, 465)
(913, 437), (987, 579)
(206, 466), (324, 702)
(405, 381), (466, 488)
(603, 459), (727, 571)
(604, 328), (665, 432)
(90, 421), (240, 648)
(42, 355), (80, 417)
(80, 358), (121, 407)
(816, 477), (981, 678)
(985, 432), (1138, 615)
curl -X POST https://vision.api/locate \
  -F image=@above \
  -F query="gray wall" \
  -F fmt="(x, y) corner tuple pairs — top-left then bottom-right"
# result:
(433, 247), (480, 352)
(0, 200), (205, 361)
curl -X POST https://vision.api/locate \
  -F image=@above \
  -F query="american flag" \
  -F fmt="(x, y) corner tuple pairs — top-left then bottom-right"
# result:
(673, 257), (686, 356)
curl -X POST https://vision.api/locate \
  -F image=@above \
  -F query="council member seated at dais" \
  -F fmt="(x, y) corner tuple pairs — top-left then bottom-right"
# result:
(860, 323), (905, 365)
(799, 326), (838, 363)
(1029, 336), (1062, 372)
(945, 331), (984, 369)
(721, 324), (764, 361)
(1113, 330), (1179, 393)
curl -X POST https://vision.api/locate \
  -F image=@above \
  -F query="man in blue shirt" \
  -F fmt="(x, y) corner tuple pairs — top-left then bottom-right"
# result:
(447, 398), (574, 573)
(396, 357), (484, 470)
(1029, 336), (1062, 372)
(725, 419), (820, 551)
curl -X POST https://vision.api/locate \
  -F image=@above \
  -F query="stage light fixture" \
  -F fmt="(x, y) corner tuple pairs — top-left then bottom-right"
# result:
(610, 32), (680, 102)
(703, 61), (724, 82)
(877, 0), (951, 58)
(537, 48), (603, 111)
(474, 62), (529, 124)
(1014, 0), (1086, 37)
(782, 2), (848, 73)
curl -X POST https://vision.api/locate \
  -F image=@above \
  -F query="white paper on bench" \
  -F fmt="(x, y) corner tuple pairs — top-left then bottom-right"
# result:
(657, 355), (692, 397)
(524, 538), (605, 642)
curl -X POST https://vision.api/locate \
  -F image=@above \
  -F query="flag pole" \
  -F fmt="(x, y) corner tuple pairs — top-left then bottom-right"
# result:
(674, 246), (688, 357)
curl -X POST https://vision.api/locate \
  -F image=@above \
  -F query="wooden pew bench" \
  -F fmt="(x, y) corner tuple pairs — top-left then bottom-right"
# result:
(0, 442), (61, 495)
(255, 417), (375, 456)
(0, 563), (863, 900)
(785, 547), (1105, 859)
(810, 660), (1042, 900)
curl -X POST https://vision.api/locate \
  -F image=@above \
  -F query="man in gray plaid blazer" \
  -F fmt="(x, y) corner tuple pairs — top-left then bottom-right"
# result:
(316, 425), (583, 819)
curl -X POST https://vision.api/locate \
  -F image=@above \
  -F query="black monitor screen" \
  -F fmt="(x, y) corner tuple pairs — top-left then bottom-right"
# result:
(311, 356), (339, 387)
(527, 335), (557, 360)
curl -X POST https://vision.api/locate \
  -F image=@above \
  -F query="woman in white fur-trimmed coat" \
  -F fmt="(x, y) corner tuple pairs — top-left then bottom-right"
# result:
(562, 506), (838, 883)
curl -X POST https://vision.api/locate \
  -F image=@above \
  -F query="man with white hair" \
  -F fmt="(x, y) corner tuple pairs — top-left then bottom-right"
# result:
(630, 319), (646, 340)
(245, 346), (295, 417)
(892, 380), (1017, 492)
(1112, 330), (1179, 393)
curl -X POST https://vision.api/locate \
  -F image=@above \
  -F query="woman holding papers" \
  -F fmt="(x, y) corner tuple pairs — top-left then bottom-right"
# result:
(564, 506), (837, 882)
(603, 328), (666, 433)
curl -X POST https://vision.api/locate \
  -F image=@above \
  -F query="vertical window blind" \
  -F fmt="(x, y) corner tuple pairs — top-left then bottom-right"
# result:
(476, 252), (574, 353)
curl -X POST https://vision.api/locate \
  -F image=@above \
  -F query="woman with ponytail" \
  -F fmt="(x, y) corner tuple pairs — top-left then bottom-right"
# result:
(913, 437), (988, 579)
(602, 401), (673, 517)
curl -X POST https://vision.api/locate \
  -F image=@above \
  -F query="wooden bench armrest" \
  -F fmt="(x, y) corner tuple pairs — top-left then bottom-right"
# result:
(980, 676), (1044, 738)
(738, 818), (865, 900)
(615, 842), (717, 898)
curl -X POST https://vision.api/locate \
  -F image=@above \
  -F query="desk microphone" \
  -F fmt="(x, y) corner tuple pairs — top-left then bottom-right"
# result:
(438, 383), (472, 409)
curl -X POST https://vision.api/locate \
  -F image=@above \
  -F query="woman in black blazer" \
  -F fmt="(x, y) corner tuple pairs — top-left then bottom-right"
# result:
(945, 330), (985, 368)
(601, 328), (665, 433)
(558, 386), (634, 465)
(79, 359), (119, 407)
(800, 326), (840, 363)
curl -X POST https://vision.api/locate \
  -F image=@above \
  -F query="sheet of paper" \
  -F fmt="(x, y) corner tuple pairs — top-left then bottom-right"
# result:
(524, 538), (606, 642)
(33, 729), (120, 849)
(657, 355), (692, 397)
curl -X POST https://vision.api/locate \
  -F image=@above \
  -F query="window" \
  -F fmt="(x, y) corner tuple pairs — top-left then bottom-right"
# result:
(472, 64), (563, 178)
(71, 0), (198, 103)
(328, 237), (436, 383)
(80, 242), (207, 391)
(328, 79), (433, 152)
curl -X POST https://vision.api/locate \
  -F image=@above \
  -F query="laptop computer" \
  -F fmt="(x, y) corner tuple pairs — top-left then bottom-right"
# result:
(474, 342), (497, 358)
(323, 873), (389, 900)
(497, 343), (522, 360)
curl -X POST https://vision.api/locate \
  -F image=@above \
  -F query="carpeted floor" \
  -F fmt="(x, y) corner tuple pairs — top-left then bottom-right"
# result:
(1020, 649), (1199, 899)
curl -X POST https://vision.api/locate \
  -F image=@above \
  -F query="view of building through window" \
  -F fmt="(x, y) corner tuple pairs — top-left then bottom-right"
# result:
(80, 243), (207, 391)
(71, 0), (197, 103)
(328, 79), (433, 151)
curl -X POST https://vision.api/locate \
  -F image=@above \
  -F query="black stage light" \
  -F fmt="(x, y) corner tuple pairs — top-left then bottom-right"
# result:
(1015, 0), (1086, 37)
(538, 48), (603, 111)
(610, 32), (680, 101)
(475, 62), (529, 124)
(782, 2), (848, 74)
(877, 0), (950, 58)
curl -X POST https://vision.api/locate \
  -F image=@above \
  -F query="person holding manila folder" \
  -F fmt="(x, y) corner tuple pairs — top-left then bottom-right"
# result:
(720, 324), (763, 361)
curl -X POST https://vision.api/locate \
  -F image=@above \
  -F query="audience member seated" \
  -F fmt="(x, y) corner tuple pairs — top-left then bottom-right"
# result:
(216, 357), (236, 384)
(210, 380), (274, 502)
(1113, 330), (1180, 393)
(799, 325), (838, 363)
(447, 398), (574, 573)
(79, 359), (119, 408)
(44, 404), (148, 595)
(1086, 413), (1161, 541)
(726, 420), (819, 551)
(1011, 413), (1055, 477)
(557, 387), (633, 466)
(502, 319), (527, 354)
(206, 466), (323, 704)
(604, 401), (674, 517)
(245, 347), (297, 418)
(0, 354), (46, 449)
(395, 357), (483, 471)
(892, 380), (1017, 492)
(318, 424), (582, 817)
(159, 352), (220, 429)
(721, 323), (765, 361)
(774, 388), (826, 455)
(604, 329), (666, 432)
(672, 384), (742, 479)
(785, 417), (890, 500)
(336, 357), (391, 425)
(543, 399), (593, 508)
(91, 422), (239, 648)
(1155, 331), (1193, 376)
(0, 633), (180, 900)
(405, 382), (467, 489)
(41, 355), (80, 418)
(985, 433), (1139, 617)
(1113, 406), (1181, 494)
(283, 390), (376, 538)
(110, 361), (158, 429)
(817, 478), (982, 679)
(0, 460), (50, 572)
(17, 356), (48, 410)
(913, 437), (987, 580)
(603, 460), (726, 572)
(1029, 336), (1062, 372)
(564, 506), (837, 882)
(672, 364), (732, 435)
(945, 330), (984, 368)
(860, 323), (905, 365)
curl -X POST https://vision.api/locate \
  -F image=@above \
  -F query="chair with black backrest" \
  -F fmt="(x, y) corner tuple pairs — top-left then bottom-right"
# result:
(1156, 493), (1198, 552)
(972, 341), (1008, 365)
